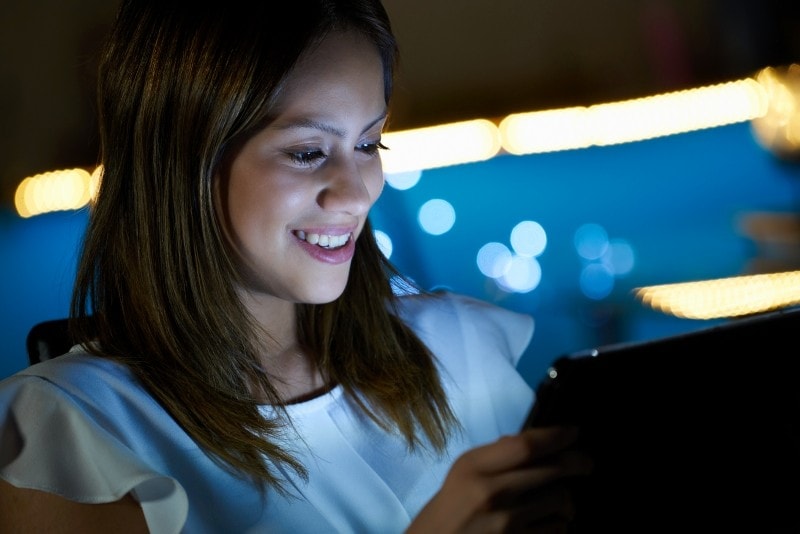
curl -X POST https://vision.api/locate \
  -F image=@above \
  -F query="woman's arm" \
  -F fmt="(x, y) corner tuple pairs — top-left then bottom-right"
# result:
(0, 478), (149, 533)
(408, 426), (592, 533)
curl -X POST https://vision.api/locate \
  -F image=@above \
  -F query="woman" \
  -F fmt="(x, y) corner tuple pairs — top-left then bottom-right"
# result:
(0, 1), (590, 532)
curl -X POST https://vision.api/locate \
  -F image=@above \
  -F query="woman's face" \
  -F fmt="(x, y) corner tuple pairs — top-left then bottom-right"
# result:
(215, 30), (387, 309)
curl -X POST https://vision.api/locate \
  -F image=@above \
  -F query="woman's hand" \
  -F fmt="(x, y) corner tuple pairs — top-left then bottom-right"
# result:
(408, 426), (592, 533)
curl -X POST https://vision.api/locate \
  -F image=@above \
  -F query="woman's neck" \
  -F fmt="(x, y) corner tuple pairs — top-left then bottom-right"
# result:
(241, 293), (328, 403)
(268, 344), (331, 404)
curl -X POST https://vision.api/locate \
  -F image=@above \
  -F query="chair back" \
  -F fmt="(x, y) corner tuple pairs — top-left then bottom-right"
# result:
(26, 318), (74, 365)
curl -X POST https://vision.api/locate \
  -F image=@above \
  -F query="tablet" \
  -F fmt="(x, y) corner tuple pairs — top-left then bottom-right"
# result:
(524, 305), (800, 532)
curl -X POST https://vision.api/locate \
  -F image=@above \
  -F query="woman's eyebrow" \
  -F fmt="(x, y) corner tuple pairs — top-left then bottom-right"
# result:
(274, 112), (388, 137)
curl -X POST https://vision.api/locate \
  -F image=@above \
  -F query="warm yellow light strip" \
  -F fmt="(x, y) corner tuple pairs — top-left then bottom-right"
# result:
(14, 167), (101, 218)
(499, 78), (768, 155)
(635, 271), (800, 319)
(15, 66), (797, 217)
(749, 65), (800, 157)
(381, 119), (501, 174)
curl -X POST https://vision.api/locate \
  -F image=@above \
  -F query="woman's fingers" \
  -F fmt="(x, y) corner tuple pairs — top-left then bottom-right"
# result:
(462, 484), (577, 533)
(453, 426), (584, 477)
(483, 448), (592, 507)
(408, 426), (592, 534)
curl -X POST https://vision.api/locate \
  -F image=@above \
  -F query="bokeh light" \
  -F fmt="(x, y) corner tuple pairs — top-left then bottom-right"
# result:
(580, 263), (615, 300)
(575, 223), (609, 260)
(510, 220), (547, 257)
(477, 242), (513, 278)
(607, 239), (635, 276)
(374, 229), (393, 259)
(418, 198), (456, 235)
(384, 169), (423, 190)
(496, 256), (542, 294)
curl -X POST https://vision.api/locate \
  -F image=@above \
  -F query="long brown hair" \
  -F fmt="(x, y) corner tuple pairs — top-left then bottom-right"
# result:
(71, 0), (456, 491)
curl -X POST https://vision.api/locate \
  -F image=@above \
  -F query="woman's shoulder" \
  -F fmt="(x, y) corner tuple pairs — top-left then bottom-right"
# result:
(8, 348), (141, 402)
(0, 348), (171, 447)
(21, 346), (132, 376)
(0, 349), (191, 533)
(393, 290), (534, 366)
(395, 291), (535, 441)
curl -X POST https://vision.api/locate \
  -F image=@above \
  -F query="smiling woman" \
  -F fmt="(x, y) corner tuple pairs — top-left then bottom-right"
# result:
(0, 1), (591, 532)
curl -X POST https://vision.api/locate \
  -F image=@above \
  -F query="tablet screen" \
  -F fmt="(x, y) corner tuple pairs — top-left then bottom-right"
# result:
(525, 306), (800, 532)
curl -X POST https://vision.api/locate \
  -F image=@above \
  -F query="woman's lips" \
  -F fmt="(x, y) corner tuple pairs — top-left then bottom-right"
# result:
(292, 229), (356, 264)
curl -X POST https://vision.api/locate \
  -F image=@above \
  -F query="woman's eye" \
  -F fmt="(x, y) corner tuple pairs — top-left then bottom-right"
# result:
(287, 150), (327, 166)
(357, 141), (389, 155)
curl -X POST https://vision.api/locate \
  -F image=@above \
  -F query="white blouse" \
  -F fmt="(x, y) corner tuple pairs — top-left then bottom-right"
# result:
(0, 292), (534, 533)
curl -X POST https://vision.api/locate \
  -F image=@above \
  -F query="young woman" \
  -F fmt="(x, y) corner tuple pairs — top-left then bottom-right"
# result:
(0, 1), (591, 532)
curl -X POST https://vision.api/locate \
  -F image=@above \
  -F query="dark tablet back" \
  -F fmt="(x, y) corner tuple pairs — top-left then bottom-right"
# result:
(526, 306), (800, 533)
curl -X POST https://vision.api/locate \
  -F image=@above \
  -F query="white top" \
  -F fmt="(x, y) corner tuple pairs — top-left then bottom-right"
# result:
(0, 292), (534, 533)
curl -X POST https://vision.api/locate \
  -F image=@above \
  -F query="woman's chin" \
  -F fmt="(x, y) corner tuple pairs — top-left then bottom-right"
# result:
(298, 283), (348, 305)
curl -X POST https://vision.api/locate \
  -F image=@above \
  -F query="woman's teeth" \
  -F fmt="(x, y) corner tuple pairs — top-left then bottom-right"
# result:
(295, 230), (349, 248)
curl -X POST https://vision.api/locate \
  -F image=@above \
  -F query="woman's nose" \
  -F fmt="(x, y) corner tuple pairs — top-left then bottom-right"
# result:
(317, 159), (380, 215)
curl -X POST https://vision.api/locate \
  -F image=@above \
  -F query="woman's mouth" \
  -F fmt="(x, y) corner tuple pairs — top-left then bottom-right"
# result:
(293, 230), (351, 249)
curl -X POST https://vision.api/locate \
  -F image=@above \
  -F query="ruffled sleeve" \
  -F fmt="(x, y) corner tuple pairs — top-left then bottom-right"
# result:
(0, 366), (188, 534)
(395, 292), (535, 445)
